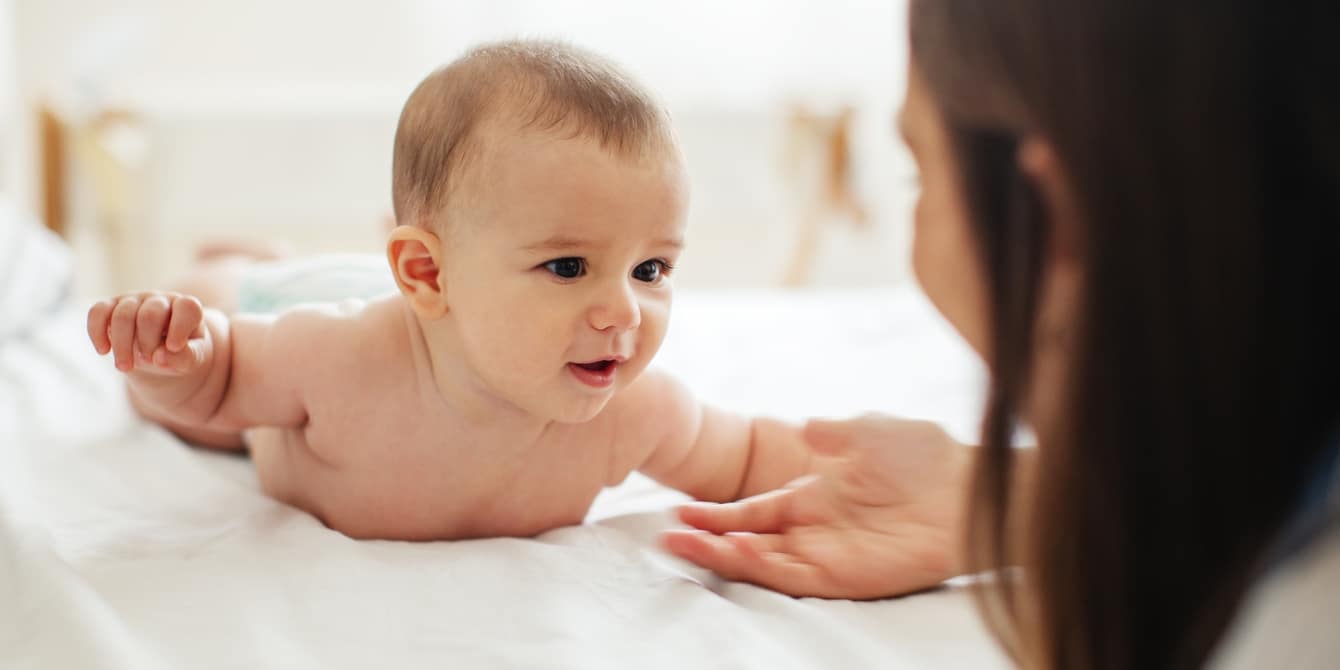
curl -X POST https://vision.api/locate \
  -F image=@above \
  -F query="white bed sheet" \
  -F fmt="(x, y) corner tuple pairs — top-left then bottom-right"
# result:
(0, 287), (1006, 669)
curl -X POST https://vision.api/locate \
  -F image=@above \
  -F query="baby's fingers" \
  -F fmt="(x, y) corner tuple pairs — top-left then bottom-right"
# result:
(87, 299), (116, 355)
(165, 295), (203, 352)
(135, 295), (172, 358)
(148, 337), (206, 375)
(108, 296), (141, 371)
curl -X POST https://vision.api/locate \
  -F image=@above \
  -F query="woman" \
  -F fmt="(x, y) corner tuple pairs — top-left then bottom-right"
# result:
(664, 0), (1339, 667)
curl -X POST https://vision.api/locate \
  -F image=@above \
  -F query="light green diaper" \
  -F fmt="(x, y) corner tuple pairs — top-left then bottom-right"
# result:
(236, 253), (398, 314)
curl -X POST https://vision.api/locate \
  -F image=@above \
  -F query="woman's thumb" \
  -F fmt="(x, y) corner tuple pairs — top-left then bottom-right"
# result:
(802, 418), (855, 456)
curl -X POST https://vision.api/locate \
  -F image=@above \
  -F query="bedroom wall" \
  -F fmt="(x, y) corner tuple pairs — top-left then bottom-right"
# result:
(8, 0), (919, 295)
(0, 0), (22, 206)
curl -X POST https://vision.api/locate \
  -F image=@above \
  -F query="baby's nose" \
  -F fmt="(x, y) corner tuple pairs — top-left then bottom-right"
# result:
(589, 283), (641, 332)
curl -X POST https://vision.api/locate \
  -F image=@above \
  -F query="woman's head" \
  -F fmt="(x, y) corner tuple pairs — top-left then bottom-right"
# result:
(901, 0), (1340, 666)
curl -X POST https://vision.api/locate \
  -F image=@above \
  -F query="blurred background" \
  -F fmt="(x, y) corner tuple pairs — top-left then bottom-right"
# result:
(0, 0), (917, 296)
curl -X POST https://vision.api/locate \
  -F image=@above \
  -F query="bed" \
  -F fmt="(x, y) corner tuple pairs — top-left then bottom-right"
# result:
(0, 219), (1006, 668)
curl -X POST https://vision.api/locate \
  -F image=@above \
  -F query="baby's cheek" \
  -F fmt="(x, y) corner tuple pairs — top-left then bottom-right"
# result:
(637, 304), (671, 353)
(473, 327), (548, 382)
(616, 352), (658, 398)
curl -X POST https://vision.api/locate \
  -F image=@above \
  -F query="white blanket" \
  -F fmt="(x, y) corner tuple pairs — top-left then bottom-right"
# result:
(0, 197), (72, 343)
(0, 288), (1006, 669)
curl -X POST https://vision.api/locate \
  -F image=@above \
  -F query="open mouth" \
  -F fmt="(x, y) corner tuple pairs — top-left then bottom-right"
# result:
(567, 359), (621, 388)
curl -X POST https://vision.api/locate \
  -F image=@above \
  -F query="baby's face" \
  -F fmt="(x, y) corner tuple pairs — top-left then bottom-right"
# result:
(438, 125), (689, 423)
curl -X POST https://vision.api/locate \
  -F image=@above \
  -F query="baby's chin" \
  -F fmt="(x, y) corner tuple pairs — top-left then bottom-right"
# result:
(544, 395), (617, 424)
(538, 383), (627, 423)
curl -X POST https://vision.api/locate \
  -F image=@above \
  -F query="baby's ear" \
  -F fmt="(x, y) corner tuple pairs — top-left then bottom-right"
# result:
(387, 225), (449, 319)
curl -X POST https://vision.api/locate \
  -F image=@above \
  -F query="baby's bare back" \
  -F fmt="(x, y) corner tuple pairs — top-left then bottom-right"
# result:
(247, 297), (625, 540)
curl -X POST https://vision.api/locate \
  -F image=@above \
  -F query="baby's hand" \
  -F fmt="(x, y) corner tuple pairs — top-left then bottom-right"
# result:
(87, 292), (212, 375)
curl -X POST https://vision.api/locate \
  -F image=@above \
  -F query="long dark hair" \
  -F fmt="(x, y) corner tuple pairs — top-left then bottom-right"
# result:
(910, 1), (1340, 666)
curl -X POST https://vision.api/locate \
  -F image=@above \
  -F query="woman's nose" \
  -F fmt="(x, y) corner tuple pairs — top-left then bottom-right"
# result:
(588, 281), (641, 332)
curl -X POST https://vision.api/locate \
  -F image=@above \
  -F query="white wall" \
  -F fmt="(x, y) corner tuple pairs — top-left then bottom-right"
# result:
(14, 0), (905, 108)
(0, 0), (25, 206)
(11, 0), (917, 291)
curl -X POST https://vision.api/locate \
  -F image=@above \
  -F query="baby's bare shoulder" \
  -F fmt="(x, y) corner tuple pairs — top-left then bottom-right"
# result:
(266, 296), (411, 389)
(612, 368), (697, 421)
(284, 294), (399, 333)
(272, 298), (417, 459)
(595, 368), (700, 484)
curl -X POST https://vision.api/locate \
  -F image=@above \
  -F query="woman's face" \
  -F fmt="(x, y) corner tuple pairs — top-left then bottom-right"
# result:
(900, 59), (1082, 430)
(900, 63), (991, 359)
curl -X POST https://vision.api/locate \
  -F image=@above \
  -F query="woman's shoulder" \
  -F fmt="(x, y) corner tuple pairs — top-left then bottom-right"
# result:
(1210, 470), (1340, 669)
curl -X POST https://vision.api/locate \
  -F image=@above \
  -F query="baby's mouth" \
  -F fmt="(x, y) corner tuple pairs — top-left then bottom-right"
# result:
(574, 360), (616, 373)
(567, 358), (623, 388)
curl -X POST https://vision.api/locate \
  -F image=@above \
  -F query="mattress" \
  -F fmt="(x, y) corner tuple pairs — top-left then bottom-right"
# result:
(0, 286), (1005, 669)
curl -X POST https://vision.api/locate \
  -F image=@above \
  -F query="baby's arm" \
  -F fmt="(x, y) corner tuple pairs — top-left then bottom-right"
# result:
(626, 370), (815, 502)
(87, 292), (317, 436)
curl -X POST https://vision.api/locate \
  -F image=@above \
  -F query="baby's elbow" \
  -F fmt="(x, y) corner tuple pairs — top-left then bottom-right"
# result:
(261, 480), (371, 539)
(313, 507), (380, 540)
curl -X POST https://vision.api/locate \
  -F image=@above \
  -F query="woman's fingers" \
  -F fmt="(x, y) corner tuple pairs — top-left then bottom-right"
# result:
(802, 418), (857, 457)
(662, 530), (829, 597)
(676, 485), (800, 534)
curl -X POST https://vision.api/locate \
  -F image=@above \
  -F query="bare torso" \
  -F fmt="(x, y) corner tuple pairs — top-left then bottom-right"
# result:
(245, 298), (640, 540)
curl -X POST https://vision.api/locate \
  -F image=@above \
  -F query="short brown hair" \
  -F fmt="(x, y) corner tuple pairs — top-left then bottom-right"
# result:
(391, 39), (673, 227)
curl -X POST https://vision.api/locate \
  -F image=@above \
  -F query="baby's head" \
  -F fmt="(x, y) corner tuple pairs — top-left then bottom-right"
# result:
(387, 40), (689, 424)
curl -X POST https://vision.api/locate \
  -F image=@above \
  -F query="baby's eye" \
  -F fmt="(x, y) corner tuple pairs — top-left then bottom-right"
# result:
(632, 259), (671, 284)
(543, 257), (586, 279)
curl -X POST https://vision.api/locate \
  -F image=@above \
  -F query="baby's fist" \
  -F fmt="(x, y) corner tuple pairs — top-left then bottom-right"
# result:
(87, 292), (210, 375)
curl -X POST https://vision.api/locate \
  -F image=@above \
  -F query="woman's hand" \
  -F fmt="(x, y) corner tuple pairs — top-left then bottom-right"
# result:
(663, 414), (972, 599)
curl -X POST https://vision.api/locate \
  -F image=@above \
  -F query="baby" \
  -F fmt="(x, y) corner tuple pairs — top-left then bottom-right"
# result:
(85, 40), (814, 541)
